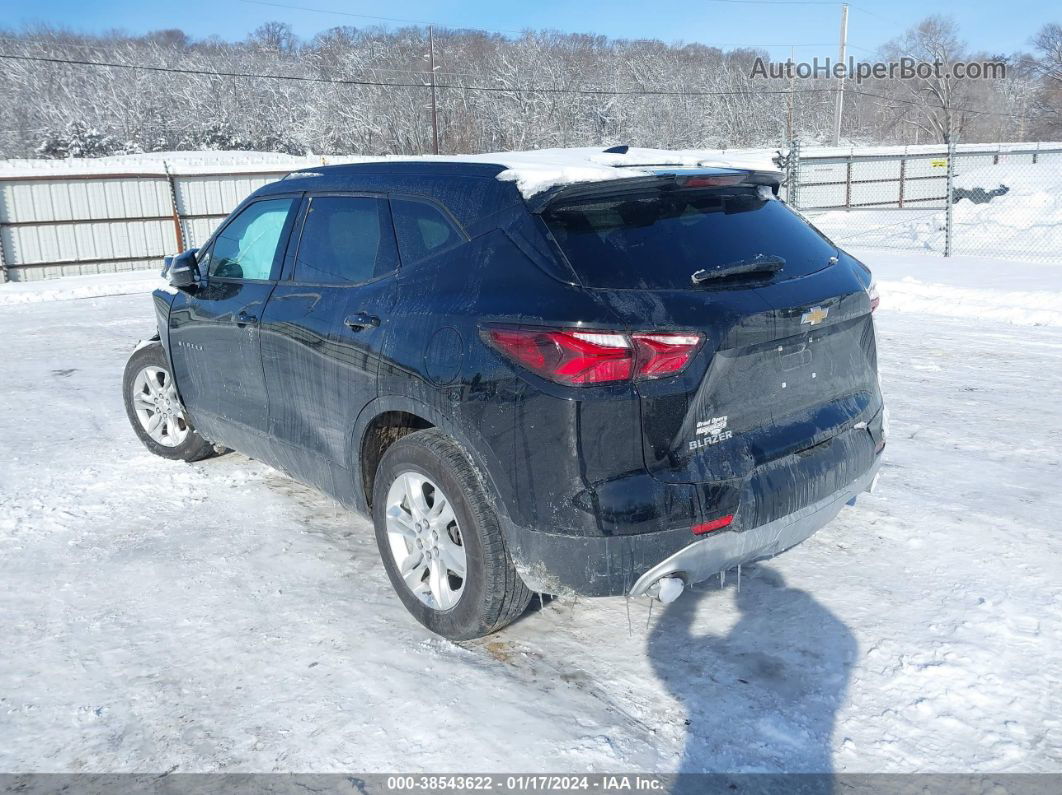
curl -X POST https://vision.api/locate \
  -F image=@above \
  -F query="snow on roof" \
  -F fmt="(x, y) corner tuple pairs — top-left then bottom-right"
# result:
(0, 146), (779, 198)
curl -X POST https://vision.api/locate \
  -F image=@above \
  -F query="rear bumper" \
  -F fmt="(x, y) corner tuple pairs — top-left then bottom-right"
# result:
(503, 450), (882, 597)
(627, 453), (881, 596)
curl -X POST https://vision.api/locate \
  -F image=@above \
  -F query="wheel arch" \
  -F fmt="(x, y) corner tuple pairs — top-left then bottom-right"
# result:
(349, 396), (513, 521)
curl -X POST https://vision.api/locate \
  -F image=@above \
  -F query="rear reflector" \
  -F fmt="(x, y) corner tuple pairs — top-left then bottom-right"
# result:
(692, 515), (734, 535)
(484, 327), (703, 386)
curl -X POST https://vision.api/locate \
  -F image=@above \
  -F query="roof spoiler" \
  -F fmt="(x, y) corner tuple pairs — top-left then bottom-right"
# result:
(527, 167), (784, 212)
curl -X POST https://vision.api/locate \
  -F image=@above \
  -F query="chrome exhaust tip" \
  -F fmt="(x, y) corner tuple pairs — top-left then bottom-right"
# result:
(647, 574), (686, 604)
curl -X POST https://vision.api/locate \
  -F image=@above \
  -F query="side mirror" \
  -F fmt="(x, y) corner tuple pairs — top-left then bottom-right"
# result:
(162, 248), (200, 290)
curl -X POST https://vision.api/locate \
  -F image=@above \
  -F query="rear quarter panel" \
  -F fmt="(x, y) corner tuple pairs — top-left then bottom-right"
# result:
(377, 225), (662, 536)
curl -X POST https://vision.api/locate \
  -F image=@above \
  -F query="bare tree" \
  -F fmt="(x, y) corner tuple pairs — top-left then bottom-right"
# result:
(880, 16), (976, 143)
(0, 17), (1049, 160)
(1028, 23), (1062, 138)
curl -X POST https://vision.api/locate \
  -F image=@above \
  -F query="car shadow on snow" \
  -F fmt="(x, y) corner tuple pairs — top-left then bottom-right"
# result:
(647, 565), (855, 786)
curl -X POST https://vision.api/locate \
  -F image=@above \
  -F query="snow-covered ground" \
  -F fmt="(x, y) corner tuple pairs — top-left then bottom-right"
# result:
(0, 251), (1060, 773)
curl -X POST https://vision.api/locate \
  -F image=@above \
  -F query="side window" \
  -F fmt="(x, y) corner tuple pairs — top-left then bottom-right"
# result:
(391, 198), (463, 265)
(294, 196), (398, 284)
(209, 198), (295, 281)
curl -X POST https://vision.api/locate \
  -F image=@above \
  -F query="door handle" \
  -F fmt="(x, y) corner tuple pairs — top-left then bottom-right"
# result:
(344, 312), (381, 331)
(235, 311), (258, 326)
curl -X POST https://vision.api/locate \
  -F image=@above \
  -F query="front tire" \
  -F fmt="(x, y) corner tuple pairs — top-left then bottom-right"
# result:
(372, 429), (532, 640)
(122, 342), (215, 462)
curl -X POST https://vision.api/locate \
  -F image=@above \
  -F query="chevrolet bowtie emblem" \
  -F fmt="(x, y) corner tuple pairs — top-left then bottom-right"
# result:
(801, 306), (829, 326)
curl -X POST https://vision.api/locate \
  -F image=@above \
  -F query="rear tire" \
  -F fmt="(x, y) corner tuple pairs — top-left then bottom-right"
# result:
(372, 429), (532, 640)
(123, 342), (215, 462)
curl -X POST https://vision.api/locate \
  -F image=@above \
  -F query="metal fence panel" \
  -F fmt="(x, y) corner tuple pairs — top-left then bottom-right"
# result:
(797, 142), (1062, 262)
(0, 177), (170, 223)
(173, 173), (285, 217)
(2, 218), (173, 266)
(0, 153), (339, 281)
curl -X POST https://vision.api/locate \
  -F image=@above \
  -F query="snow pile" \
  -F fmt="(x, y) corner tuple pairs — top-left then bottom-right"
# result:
(877, 278), (1062, 326)
(851, 248), (1062, 327)
(0, 270), (164, 306)
(947, 163), (1062, 257)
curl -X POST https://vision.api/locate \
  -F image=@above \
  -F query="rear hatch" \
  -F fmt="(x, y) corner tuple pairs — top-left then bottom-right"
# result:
(539, 174), (882, 490)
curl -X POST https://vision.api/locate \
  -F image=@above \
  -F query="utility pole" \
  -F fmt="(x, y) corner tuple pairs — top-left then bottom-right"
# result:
(944, 136), (956, 257)
(1018, 93), (1027, 142)
(786, 46), (795, 142)
(428, 25), (440, 155)
(832, 3), (849, 146)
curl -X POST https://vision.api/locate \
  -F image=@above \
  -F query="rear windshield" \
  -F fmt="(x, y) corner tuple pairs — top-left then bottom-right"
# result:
(542, 187), (837, 289)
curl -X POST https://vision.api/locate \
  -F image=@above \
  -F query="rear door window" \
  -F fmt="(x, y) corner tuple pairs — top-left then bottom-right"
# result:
(542, 187), (837, 290)
(390, 198), (463, 264)
(294, 196), (398, 284)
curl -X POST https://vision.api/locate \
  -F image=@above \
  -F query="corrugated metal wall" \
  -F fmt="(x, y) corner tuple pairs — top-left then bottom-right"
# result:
(0, 165), (294, 281)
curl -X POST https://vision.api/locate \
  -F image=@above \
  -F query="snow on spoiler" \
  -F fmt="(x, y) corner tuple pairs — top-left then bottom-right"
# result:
(489, 145), (780, 202)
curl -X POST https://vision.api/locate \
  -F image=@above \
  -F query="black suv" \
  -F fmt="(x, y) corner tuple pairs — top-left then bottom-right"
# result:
(123, 154), (885, 640)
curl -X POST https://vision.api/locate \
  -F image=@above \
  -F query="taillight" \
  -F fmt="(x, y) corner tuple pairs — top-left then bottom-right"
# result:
(484, 327), (703, 386)
(680, 174), (745, 188)
(631, 333), (703, 378)
(692, 514), (734, 535)
(867, 281), (880, 312)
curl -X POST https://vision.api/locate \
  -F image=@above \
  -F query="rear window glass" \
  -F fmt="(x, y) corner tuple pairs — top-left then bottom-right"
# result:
(391, 198), (463, 264)
(542, 187), (836, 289)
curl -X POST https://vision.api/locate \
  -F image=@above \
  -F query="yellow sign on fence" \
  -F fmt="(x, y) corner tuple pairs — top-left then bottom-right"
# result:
(931, 158), (948, 168)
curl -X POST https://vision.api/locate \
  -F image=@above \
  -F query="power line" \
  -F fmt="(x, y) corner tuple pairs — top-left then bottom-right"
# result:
(848, 5), (908, 31)
(851, 88), (1023, 120)
(3, 52), (1020, 119)
(0, 51), (838, 97)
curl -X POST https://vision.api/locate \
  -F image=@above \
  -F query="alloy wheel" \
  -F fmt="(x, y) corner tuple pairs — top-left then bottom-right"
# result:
(385, 471), (467, 610)
(131, 365), (190, 448)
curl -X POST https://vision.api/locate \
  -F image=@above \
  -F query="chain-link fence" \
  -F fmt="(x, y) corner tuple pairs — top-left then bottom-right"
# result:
(786, 141), (1062, 263)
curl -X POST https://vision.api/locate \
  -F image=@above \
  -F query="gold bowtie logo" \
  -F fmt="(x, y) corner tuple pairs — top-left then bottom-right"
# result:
(801, 306), (829, 326)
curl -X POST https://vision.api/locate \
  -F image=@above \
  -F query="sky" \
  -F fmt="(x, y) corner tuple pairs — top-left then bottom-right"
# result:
(0, 0), (1055, 60)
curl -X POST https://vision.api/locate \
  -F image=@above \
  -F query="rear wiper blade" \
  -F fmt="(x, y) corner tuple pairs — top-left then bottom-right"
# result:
(691, 255), (785, 284)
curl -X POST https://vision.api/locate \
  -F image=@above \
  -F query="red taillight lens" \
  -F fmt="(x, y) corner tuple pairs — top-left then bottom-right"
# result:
(485, 327), (703, 386)
(485, 329), (632, 385)
(692, 514), (734, 535)
(631, 332), (703, 379)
